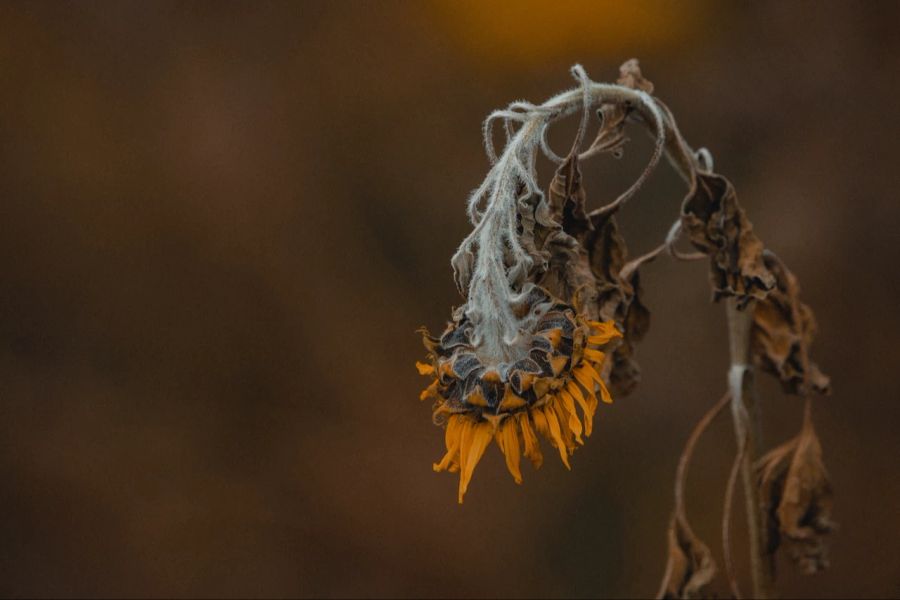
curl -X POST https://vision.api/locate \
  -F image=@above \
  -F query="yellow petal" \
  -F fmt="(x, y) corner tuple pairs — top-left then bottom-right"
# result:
(549, 355), (568, 377)
(445, 414), (462, 448)
(542, 406), (571, 470)
(466, 387), (489, 407)
(498, 386), (527, 411)
(497, 420), (523, 484)
(541, 328), (562, 349)
(551, 398), (576, 450)
(581, 362), (613, 404)
(558, 388), (584, 444)
(588, 321), (622, 342)
(573, 366), (596, 400)
(571, 372), (598, 436)
(517, 412), (543, 469)
(567, 379), (595, 437)
(458, 421), (492, 503)
(584, 348), (606, 362)
(597, 379), (613, 404)
(582, 361), (605, 384)
(415, 361), (435, 375)
(419, 380), (438, 401)
(433, 415), (462, 472)
(516, 372), (535, 392)
(531, 407), (550, 439)
(457, 418), (474, 475)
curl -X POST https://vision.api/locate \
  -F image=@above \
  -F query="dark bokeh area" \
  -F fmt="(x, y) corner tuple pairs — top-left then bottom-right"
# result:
(1, 1), (898, 597)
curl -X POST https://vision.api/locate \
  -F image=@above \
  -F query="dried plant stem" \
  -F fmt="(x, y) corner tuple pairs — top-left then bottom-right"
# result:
(725, 298), (776, 598)
(655, 392), (730, 600)
(723, 430), (748, 599)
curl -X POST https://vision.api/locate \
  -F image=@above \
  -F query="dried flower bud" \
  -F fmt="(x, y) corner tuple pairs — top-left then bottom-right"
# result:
(757, 411), (836, 574)
(681, 172), (775, 308)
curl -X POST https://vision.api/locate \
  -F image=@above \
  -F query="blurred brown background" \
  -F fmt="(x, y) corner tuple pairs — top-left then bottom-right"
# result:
(1, 1), (898, 597)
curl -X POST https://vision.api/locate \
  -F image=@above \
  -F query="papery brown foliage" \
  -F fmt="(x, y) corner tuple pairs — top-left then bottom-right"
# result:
(547, 155), (593, 242)
(582, 59), (651, 163)
(659, 513), (717, 599)
(617, 58), (655, 94)
(752, 251), (831, 395)
(757, 412), (835, 575)
(535, 151), (658, 398)
(579, 205), (659, 397)
(657, 394), (729, 599)
(681, 173), (775, 308)
(535, 155), (600, 315)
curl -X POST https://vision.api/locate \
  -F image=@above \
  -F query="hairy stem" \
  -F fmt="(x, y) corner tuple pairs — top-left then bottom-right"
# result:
(725, 297), (775, 598)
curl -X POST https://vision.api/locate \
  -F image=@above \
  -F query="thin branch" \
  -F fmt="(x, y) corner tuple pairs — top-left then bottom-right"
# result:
(674, 392), (731, 518)
(655, 392), (731, 599)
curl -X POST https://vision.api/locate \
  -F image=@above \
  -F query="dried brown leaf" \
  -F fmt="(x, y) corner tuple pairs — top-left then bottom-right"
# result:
(657, 393), (728, 599)
(585, 210), (628, 321)
(617, 58), (655, 94)
(752, 251), (831, 395)
(533, 155), (599, 315)
(757, 410), (835, 575)
(581, 209), (658, 397)
(659, 514), (718, 599)
(580, 57), (653, 162)
(547, 154), (593, 242)
(680, 173), (775, 308)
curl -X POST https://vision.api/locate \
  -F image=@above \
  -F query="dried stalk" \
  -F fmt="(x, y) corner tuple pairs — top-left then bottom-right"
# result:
(726, 298), (776, 598)
(656, 393), (729, 599)
(723, 430), (748, 599)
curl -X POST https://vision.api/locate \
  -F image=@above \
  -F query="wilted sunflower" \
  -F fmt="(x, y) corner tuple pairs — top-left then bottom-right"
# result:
(418, 288), (621, 503)
(416, 65), (661, 503)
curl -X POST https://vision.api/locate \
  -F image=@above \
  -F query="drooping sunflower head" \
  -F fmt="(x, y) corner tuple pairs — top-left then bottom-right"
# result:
(418, 287), (621, 503)
(415, 65), (662, 503)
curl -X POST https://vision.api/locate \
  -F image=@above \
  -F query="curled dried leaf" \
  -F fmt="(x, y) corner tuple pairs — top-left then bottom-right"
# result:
(752, 251), (830, 395)
(659, 514), (718, 599)
(535, 155), (601, 315)
(680, 173), (775, 307)
(582, 209), (659, 397)
(547, 154), (593, 242)
(657, 393), (728, 599)
(618, 58), (655, 94)
(757, 409), (835, 575)
(582, 58), (653, 162)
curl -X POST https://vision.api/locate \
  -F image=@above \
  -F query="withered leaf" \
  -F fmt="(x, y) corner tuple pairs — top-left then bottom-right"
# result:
(752, 251), (831, 395)
(659, 514), (717, 599)
(757, 415), (835, 575)
(583, 208), (659, 397)
(585, 210), (628, 322)
(610, 251), (657, 397)
(547, 154), (593, 242)
(583, 57), (654, 161)
(585, 212), (632, 391)
(532, 154), (602, 318)
(617, 58), (655, 94)
(681, 173), (775, 308)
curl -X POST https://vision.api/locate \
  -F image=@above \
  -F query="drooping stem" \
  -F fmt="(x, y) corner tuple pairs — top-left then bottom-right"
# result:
(725, 297), (775, 598)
